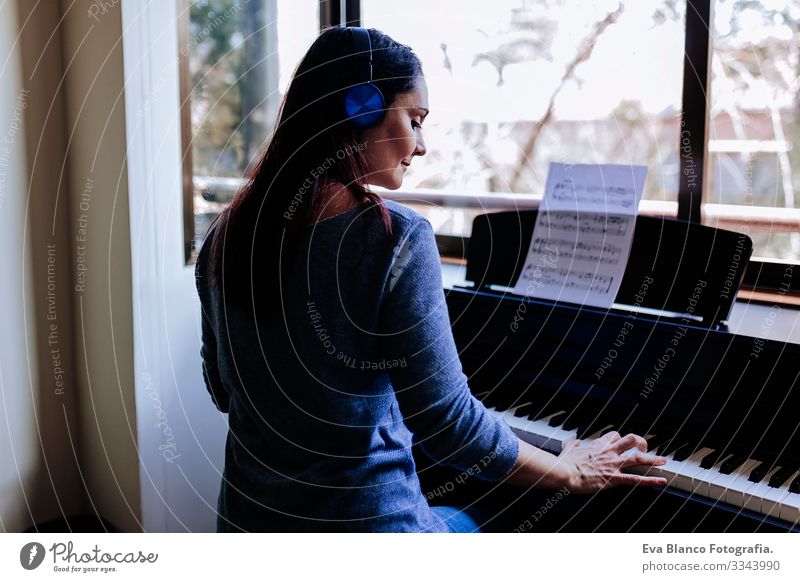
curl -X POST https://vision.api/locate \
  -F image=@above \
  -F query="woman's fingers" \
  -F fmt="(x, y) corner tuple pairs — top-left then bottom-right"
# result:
(561, 432), (668, 493)
(619, 451), (667, 469)
(611, 473), (668, 488)
(609, 433), (649, 454)
(600, 430), (621, 444)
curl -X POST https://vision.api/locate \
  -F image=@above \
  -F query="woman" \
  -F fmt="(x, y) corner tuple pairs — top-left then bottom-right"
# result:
(195, 26), (667, 533)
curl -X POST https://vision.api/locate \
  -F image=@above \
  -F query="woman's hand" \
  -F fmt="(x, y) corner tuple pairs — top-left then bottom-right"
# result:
(557, 431), (668, 494)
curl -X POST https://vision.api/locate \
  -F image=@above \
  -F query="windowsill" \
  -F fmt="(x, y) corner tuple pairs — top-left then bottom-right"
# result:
(736, 288), (800, 308)
(440, 262), (800, 346)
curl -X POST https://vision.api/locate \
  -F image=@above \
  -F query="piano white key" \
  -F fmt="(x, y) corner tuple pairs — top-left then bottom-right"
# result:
(496, 404), (540, 431)
(761, 471), (793, 519)
(492, 408), (574, 454)
(703, 458), (757, 503)
(531, 419), (579, 454)
(778, 471), (800, 525)
(720, 459), (761, 507)
(690, 453), (736, 498)
(744, 466), (784, 514)
(760, 469), (799, 520)
(673, 448), (715, 492)
(779, 497), (800, 525)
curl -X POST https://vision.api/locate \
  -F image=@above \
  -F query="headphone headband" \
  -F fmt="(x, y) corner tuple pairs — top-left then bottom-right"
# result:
(347, 27), (373, 83)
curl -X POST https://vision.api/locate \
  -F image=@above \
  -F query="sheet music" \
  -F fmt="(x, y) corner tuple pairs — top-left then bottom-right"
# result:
(513, 162), (647, 308)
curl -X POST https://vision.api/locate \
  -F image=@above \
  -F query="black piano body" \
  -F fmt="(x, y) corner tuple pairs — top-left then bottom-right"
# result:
(412, 210), (800, 532)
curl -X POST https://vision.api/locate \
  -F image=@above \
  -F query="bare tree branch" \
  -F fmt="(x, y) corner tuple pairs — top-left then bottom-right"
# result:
(507, 2), (625, 193)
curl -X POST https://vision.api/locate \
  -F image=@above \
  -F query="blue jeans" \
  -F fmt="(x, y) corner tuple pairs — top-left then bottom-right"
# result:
(430, 505), (491, 533)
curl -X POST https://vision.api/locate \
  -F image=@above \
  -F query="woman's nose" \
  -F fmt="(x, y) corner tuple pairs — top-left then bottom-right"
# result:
(414, 134), (427, 157)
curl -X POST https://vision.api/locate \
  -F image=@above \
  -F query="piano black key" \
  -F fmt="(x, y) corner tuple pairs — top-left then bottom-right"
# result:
(749, 461), (777, 484)
(789, 473), (800, 494)
(608, 418), (638, 435)
(718, 454), (746, 475)
(527, 407), (552, 421)
(620, 424), (651, 439)
(671, 443), (693, 462)
(529, 401), (570, 421)
(561, 414), (581, 432)
(548, 411), (569, 427)
(574, 423), (589, 440)
(476, 391), (501, 406)
(580, 419), (615, 440)
(576, 421), (602, 439)
(514, 402), (543, 420)
(700, 449), (726, 470)
(769, 465), (798, 488)
(660, 438), (689, 457)
(492, 396), (520, 412)
(577, 419), (604, 440)
(645, 433), (669, 452)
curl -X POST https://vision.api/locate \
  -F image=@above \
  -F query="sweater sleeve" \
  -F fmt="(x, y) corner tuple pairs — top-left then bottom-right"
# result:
(378, 218), (519, 482)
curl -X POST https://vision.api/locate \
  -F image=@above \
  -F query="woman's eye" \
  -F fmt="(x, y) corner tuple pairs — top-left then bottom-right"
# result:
(411, 120), (422, 129)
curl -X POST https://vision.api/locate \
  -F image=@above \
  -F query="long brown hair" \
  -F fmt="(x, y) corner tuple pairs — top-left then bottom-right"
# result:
(205, 27), (423, 309)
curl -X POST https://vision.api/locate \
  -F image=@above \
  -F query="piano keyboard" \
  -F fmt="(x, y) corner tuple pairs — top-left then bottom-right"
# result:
(489, 403), (800, 527)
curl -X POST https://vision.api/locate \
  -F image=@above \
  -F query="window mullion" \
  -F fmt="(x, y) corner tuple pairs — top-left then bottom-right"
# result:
(678, 0), (712, 224)
(320, 0), (360, 29)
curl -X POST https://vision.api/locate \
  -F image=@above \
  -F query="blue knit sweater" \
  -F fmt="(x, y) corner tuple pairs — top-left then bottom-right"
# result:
(195, 199), (519, 532)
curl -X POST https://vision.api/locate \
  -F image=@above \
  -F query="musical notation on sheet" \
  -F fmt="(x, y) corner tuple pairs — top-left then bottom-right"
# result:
(536, 213), (631, 238)
(550, 181), (639, 211)
(518, 263), (614, 293)
(513, 163), (647, 309)
(528, 236), (624, 265)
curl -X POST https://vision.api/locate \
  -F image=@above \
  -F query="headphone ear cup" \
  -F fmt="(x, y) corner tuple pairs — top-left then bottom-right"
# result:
(344, 82), (385, 128)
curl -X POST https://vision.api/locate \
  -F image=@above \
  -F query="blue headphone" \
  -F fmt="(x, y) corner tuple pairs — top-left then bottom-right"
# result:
(343, 27), (385, 128)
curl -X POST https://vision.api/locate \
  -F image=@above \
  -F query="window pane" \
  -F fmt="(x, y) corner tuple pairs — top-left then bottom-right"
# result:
(363, 0), (685, 235)
(187, 0), (319, 253)
(708, 0), (800, 261)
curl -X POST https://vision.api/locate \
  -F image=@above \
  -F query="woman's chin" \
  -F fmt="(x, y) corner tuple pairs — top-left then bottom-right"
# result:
(372, 178), (403, 190)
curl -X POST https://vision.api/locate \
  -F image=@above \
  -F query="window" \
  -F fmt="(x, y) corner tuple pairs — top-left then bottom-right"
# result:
(707, 0), (800, 263)
(179, 0), (798, 293)
(362, 0), (685, 236)
(179, 0), (319, 261)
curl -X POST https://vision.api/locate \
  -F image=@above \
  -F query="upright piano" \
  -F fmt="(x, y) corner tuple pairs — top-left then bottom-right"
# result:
(413, 210), (800, 532)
